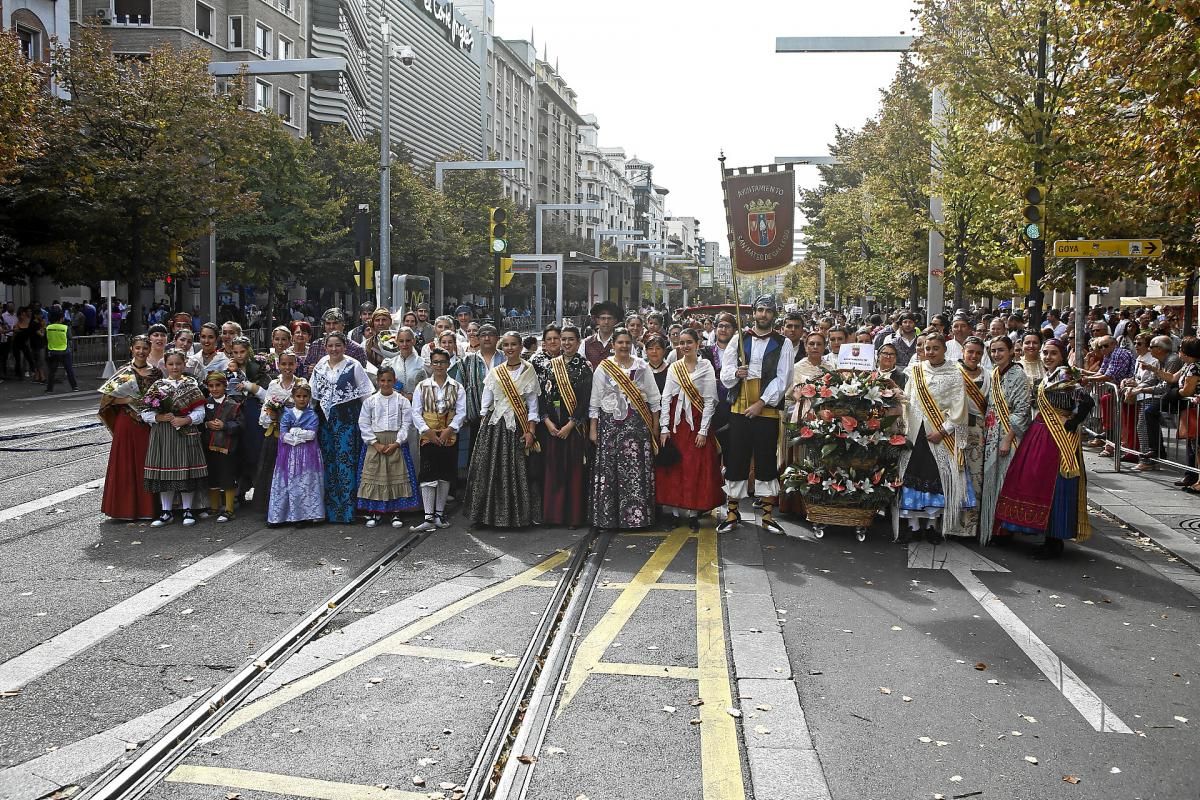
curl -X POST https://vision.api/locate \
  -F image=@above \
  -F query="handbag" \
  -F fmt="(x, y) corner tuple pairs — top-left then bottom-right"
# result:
(654, 435), (681, 467)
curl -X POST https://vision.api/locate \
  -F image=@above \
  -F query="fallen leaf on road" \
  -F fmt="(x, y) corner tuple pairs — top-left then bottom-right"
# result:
(1011, 731), (1022, 736)
(1020, 714), (1038, 723)
(754, 725), (771, 735)
(918, 736), (933, 743)
(986, 679), (1000, 685)
(289, 727), (301, 734)
(1174, 716), (1189, 723)
(950, 775), (963, 782)
(902, 696), (913, 702)
(975, 662), (987, 670)
(663, 706), (676, 714)
(369, 678), (383, 685)
(1054, 603), (1067, 608)
(935, 741), (949, 747)
(439, 782), (458, 790)
(417, 757), (438, 767)
(689, 698), (704, 706)
(157, 644), (172, 650)
(412, 776), (425, 786)
(841, 629), (854, 633)
(891, 626), (903, 631)
(1025, 756), (1039, 765)
(689, 718), (701, 725)
(879, 687), (892, 695)
(545, 746), (566, 755)
(1110, 767), (1121, 774)
(1063, 775), (1080, 784)
(726, 708), (742, 718)
(755, 704), (773, 711)
(516, 755), (536, 764)
(180, 608), (194, 616)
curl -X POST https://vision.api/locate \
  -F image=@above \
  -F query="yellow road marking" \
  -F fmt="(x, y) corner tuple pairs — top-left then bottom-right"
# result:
(696, 531), (745, 800)
(383, 644), (519, 667)
(213, 549), (571, 738)
(559, 529), (692, 709)
(599, 581), (696, 591)
(167, 765), (429, 799)
(589, 662), (700, 680)
(620, 530), (701, 538)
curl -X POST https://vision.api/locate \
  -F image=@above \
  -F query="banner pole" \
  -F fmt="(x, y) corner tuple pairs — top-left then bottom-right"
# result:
(719, 152), (744, 365)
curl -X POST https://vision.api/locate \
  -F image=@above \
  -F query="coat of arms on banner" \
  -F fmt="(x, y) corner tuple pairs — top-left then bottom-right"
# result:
(746, 200), (778, 248)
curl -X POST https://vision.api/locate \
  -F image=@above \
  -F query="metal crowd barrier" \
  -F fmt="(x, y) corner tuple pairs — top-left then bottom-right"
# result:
(1132, 390), (1200, 478)
(1080, 381), (1123, 472)
(72, 334), (129, 366)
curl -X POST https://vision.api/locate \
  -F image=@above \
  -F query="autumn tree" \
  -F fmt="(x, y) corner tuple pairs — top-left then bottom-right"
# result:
(0, 31), (48, 183)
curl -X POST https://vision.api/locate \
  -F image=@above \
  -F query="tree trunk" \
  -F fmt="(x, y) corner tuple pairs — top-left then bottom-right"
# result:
(127, 212), (144, 336)
(953, 215), (968, 312)
(263, 265), (276, 334)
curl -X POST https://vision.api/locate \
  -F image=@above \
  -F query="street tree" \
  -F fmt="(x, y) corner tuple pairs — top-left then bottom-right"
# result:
(0, 31), (48, 183)
(34, 25), (256, 333)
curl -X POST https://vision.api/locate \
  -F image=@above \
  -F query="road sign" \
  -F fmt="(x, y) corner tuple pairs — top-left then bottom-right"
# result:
(908, 541), (1132, 734)
(1053, 239), (1163, 259)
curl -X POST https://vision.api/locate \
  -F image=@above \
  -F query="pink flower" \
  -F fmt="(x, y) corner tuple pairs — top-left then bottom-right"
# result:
(819, 387), (833, 398)
(799, 427), (815, 439)
(831, 483), (845, 492)
(866, 418), (881, 430)
(819, 409), (834, 422)
(821, 373), (832, 384)
(871, 471), (883, 485)
(807, 472), (821, 485)
(800, 384), (817, 398)
(841, 415), (858, 432)
(889, 434), (907, 446)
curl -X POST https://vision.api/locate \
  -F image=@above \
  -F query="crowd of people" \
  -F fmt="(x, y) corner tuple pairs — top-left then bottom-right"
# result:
(93, 295), (1198, 559)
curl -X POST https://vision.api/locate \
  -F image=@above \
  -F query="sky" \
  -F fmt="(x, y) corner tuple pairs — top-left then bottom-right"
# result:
(493, 0), (918, 252)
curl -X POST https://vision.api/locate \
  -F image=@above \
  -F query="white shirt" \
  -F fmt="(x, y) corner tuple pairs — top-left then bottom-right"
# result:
(187, 350), (229, 380)
(719, 332), (795, 407)
(411, 377), (467, 433)
(660, 359), (717, 436)
(589, 357), (662, 421)
(358, 391), (412, 444)
(257, 375), (297, 427)
(480, 362), (539, 428)
(382, 351), (428, 398)
(945, 338), (966, 363)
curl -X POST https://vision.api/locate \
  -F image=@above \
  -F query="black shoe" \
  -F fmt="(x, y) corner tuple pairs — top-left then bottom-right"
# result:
(1032, 538), (1064, 559)
(924, 529), (944, 544)
(761, 516), (785, 535)
(150, 512), (174, 528)
(688, 516), (700, 532)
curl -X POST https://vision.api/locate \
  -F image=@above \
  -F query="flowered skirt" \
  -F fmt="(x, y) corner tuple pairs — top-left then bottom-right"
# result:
(591, 410), (655, 530)
(357, 431), (419, 514)
(464, 416), (535, 528)
(144, 422), (208, 494)
(318, 400), (363, 524)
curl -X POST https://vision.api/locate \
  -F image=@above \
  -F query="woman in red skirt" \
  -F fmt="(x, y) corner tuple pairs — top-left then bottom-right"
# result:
(657, 328), (724, 531)
(98, 335), (162, 520)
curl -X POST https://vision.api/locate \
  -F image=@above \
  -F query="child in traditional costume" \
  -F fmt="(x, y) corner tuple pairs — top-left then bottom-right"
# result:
(142, 349), (209, 527)
(411, 347), (467, 531)
(202, 371), (243, 523)
(357, 366), (420, 527)
(268, 380), (325, 526)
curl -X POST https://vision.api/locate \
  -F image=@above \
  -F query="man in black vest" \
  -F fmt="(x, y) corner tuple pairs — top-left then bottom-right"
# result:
(718, 295), (795, 534)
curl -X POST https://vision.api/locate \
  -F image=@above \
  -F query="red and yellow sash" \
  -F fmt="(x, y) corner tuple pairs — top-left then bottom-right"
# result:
(671, 360), (704, 411)
(912, 363), (959, 463)
(496, 364), (540, 453)
(601, 358), (659, 454)
(990, 366), (1013, 438)
(550, 355), (577, 417)
(1036, 382), (1081, 479)
(959, 364), (988, 413)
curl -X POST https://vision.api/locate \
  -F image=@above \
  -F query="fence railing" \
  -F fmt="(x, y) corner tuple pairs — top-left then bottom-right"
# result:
(1117, 386), (1200, 478)
(1080, 381), (1123, 472)
(72, 334), (129, 367)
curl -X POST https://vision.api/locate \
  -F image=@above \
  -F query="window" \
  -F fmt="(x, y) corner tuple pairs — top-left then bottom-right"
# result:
(228, 16), (243, 48)
(255, 79), (271, 112)
(278, 90), (293, 122)
(113, 0), (151, 24)
(195, 2), (213, 38)
(276, 35), (291, 60)
(15, 26), (39, 61)
(254, 23), (271, 58)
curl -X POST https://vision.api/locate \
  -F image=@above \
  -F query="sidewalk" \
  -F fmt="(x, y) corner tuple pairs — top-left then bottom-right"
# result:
(0, 364), (108, 403)
(1083, 448), (1200, 572)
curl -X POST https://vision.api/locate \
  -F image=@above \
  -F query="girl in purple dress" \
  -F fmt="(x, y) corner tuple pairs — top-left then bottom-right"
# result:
(268, 379), (325, 526)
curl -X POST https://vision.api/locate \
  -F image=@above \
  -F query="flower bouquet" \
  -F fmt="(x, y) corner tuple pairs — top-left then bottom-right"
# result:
(784, 368), (908, 516)
(140, 383), (174, 415)
(262, 397), (287, 437)
(374, 329), (400, 359)
(98, 371), (143, 401)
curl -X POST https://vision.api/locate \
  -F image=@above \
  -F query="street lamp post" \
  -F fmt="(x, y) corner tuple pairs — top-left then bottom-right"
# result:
(379, 17), (391, 309)
(774, 36), (949, 316)
(534, 202), (601, 328)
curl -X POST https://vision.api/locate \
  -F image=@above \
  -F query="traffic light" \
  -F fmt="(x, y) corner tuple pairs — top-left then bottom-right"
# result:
(1013, 255), (1031, 294)
(168, 245), (182, 273)
(499, 256), (514, 288)
(1021, 185), (1046, 240)
(489, 207), (508, 255)
(354, 258), (374, 290)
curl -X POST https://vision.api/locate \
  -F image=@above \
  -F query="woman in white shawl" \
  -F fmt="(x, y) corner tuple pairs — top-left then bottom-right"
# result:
(894, 333), (976, 542)
(979, 335), (1031, 545)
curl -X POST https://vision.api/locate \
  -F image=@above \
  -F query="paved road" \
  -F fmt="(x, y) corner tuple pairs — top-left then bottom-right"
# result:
(0, 382), (1197, 800)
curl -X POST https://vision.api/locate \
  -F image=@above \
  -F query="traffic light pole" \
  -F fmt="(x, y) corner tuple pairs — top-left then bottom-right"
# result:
(493, 251), (502, 324)
(1029, 10), (1048, 330)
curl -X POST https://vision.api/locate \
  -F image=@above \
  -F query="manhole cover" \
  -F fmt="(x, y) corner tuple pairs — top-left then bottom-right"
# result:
(1179, 518), (1200, 532)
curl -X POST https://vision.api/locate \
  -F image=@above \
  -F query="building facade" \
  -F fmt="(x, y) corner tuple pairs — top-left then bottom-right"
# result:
(575, 116), (636, 243)
(364, 0), (485, 165)
(76, 0), (310, 136)
(5, 0), (71, 96)
(488, 36), (536, 207)
(534, 54), (582, 228)
(307, 0), (369, 139)
(665, 215), (700, 260)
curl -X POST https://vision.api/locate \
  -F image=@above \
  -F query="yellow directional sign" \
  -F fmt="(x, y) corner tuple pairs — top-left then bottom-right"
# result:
(1053, 239), (1164, 259)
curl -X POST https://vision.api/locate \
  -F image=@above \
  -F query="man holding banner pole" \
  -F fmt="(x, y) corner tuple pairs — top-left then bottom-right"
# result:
(718, 156), (797, 534)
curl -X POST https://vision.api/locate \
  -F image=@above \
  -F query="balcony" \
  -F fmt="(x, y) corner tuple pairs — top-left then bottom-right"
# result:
(586, 193), (601, 202)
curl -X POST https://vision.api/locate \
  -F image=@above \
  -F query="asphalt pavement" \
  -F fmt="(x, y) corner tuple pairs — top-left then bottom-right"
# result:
(0, 379), (1198, 800)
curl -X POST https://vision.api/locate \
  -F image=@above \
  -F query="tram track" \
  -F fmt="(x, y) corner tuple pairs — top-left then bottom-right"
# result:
(75, 528), (614, 800)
